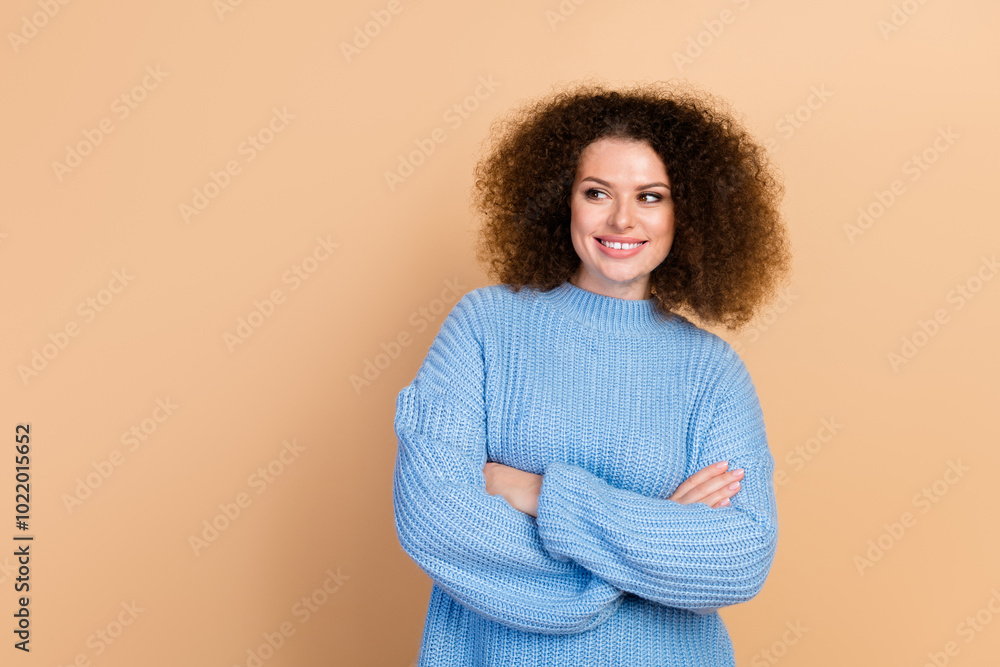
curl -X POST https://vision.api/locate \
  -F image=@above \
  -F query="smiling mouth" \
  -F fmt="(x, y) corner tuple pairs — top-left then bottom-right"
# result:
(596, 238), (647, 249)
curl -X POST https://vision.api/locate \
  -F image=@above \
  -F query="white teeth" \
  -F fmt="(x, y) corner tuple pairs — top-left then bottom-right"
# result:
(599, 239), (644, 250)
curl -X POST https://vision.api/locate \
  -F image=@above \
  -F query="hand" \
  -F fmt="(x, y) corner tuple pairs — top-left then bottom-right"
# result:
(669, 461), (745, 508)
(483, 461), (543, 518)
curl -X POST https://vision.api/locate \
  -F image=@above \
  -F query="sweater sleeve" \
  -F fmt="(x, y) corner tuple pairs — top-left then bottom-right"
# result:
(534, 345), (779, 614)
(392, 293), (625, 635)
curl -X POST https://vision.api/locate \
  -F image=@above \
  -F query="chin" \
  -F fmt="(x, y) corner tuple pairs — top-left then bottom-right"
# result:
(599, 269), (648, 283)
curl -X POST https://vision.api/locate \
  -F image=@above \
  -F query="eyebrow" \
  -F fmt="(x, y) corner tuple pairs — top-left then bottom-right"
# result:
(581, 176), (671, 191)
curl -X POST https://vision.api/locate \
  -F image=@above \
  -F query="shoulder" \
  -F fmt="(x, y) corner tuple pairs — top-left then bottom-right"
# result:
(436, 284), (520, 343)
(445, 284), (504, 325)
(450, 283), (539, 324)
(665, 314), (739, 360)
(461, 283), (534, 307)
(665, 315), (750, 391)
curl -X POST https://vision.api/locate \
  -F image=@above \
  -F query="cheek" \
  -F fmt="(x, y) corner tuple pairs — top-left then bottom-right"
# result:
(569, 205), (590, 239)
(566, 212), (584, 254)
(659, 211), (676, 240)
(665, 218), (676, 242)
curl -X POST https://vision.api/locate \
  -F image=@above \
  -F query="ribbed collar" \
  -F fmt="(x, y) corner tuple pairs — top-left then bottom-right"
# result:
(534, 281), (675, 334)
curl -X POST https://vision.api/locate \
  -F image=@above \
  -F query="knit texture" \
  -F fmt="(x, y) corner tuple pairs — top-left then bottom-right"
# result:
(392, 281), (779, 666)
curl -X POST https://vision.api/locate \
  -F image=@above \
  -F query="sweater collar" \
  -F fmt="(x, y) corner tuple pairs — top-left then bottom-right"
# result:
(535, 281), (675, 334)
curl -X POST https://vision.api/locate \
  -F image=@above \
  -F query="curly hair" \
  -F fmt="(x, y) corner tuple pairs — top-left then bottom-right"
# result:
(470, 78), (793, 332)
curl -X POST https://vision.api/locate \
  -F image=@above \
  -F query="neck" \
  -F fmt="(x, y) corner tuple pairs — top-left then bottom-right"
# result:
(569, 270), (651, 301)
(535, 280), (673, 334)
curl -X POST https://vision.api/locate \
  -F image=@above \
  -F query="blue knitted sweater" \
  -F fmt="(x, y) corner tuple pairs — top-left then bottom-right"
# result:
(392, 281), (779, 666)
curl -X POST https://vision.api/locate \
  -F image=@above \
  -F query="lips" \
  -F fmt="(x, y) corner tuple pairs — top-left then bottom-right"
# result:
(593, 237), (646, 257)
(596, 238), (647, 249)
(596, 235), (646, 245)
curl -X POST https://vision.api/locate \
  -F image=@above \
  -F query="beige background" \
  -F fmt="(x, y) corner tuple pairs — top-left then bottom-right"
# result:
(2, 0), (998, 665)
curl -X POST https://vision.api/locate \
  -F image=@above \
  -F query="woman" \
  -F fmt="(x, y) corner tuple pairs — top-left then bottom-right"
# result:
(392, 80), (792, 666)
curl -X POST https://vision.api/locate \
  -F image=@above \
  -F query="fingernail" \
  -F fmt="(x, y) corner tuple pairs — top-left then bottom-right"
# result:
(719, 498), (730, 506)
(716, 461), (728, 469)
(729, 481), (741, 490)
(732, 468), (744, 477)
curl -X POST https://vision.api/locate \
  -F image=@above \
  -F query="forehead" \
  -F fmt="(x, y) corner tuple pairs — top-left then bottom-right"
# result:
(576, 138), (668, 179)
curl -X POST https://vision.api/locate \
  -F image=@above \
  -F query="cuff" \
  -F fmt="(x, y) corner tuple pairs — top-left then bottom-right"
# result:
(535, 460), (593, 564)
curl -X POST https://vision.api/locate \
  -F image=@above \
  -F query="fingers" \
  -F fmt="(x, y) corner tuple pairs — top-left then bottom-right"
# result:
(696, 468), (744, 507)
(700, 475), (742, 508)
(669, 461), (728, 501)
(670, 461), (745, 507)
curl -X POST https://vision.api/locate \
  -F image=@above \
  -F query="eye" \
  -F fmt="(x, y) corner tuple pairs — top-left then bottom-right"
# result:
(584, 188), (608, 200)
(638, 192), (662, 203)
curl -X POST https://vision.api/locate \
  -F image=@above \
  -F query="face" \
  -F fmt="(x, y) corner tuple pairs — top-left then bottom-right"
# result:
(567, 137), (674, 300)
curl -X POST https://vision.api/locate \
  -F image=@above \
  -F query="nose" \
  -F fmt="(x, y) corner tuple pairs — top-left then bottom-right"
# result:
(609, 199), (634, 230)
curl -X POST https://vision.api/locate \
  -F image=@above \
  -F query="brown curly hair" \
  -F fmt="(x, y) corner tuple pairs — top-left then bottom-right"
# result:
(470, 78), (793, 332)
